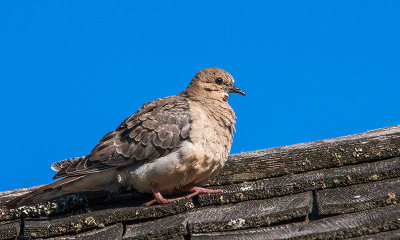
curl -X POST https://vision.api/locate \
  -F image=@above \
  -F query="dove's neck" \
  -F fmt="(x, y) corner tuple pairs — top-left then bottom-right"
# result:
(180, 87), (226, 103)
(180, 83), (236, 132)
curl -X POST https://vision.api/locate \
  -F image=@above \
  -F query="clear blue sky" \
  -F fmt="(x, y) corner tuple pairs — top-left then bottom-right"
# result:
(1, 1), (399, 191)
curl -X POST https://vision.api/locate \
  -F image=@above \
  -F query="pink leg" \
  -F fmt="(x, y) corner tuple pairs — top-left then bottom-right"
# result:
(145, 185), (223, 206)
(144, 185), (188, 206)
(181, 186), (223, 199)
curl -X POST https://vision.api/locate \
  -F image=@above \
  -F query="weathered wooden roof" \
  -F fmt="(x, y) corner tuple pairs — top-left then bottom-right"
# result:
(1, 125), (400, 239)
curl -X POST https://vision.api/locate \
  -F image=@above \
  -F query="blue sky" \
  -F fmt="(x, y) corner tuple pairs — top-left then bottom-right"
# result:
(1, 1), (399, 191)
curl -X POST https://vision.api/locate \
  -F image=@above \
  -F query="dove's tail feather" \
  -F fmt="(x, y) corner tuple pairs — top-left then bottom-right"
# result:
(4, 176), (82, 209)
(4, 168), (121, 209)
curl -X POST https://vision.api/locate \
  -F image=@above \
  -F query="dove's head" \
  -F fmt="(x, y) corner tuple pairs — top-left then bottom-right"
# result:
(183, 68), (246, 101)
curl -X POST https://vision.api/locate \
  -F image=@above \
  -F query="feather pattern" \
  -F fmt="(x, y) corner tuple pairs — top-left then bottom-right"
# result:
(52, 96), (191, 179)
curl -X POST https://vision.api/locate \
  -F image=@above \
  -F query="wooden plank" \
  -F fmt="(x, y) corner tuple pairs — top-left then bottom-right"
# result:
(191, 204), (400, 240)
(198, 157), (400, 206)
(0, 187), (187, 221)
(0, 192), (92, 221)
(350, 228), (400, 240)
(316, 177), (400, 215)
(187, 192), (312, 233)
(23, 199), (194, 238)
(25, 222), (124, 240)
(55, 223), (124, 240)
(23, 219), (50, 238)
(0, 221), (20, 239)
(0, 186), (155, 220)
(210, 125), (400, 185)
(123, 192), (312, 239)
(123, 215), (187, 240)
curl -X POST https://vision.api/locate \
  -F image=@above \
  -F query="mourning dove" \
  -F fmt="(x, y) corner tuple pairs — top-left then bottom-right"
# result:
(5, 68), (245, 208)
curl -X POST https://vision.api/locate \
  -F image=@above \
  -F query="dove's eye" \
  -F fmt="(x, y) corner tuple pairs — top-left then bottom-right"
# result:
(215, 77), (223, 85)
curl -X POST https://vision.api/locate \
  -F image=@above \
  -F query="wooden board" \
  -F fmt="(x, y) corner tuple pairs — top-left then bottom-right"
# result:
(316, 177), (400, 215)
(198, 157), (400, 206)
(187, 192), (312, 233)
(23, 199), (194, 239)
(192, 204), (400, 240)
(213, 125), (400, 185)
(123, 215), (187, 240)
(0, 221), (19, 239)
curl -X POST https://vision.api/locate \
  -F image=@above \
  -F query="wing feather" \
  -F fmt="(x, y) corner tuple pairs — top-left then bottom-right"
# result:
(52, 96), (191, 179)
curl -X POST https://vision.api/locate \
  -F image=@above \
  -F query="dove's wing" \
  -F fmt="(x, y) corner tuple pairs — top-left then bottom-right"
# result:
(52, 96), (191, 179)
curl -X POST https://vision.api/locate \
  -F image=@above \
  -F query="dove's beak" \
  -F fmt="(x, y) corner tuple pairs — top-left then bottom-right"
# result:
(228, 85), (246, 96)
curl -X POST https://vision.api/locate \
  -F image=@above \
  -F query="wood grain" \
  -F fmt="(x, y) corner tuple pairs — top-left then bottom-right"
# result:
(187, 192), (312, 233)
(192, 204), (400, 240)
(213, 125), (400, 185)
(316, 177), (400, 215)
(198, 157), (400, 206)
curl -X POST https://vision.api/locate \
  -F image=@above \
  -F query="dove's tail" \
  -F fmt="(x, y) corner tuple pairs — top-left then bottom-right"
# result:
(4, 176), (82, 209)
(4, 168), (121, 209)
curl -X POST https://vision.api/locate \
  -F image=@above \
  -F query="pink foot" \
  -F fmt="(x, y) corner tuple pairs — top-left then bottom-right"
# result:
(144, 185), (187, 206)
(180, 186), (223, 199)
(144, 185), (223, 206)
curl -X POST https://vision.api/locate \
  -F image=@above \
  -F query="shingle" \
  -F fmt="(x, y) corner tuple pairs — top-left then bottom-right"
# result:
(53, 223), (123, 240)
(123, 214), (187, 240)
(23, 199), (194, 238)
(316, 177), (400, 215)
(198, 157), (400, 206)
(187, 192), (313, 233)
(349, 228), (400, 240)
(0, 221), (19, 239)
(192, 204), (400, 240)
(213, 125), (400, 185)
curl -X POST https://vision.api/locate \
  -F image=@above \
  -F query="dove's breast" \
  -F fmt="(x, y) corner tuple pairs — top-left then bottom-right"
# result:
(183, 99), (235, 184)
